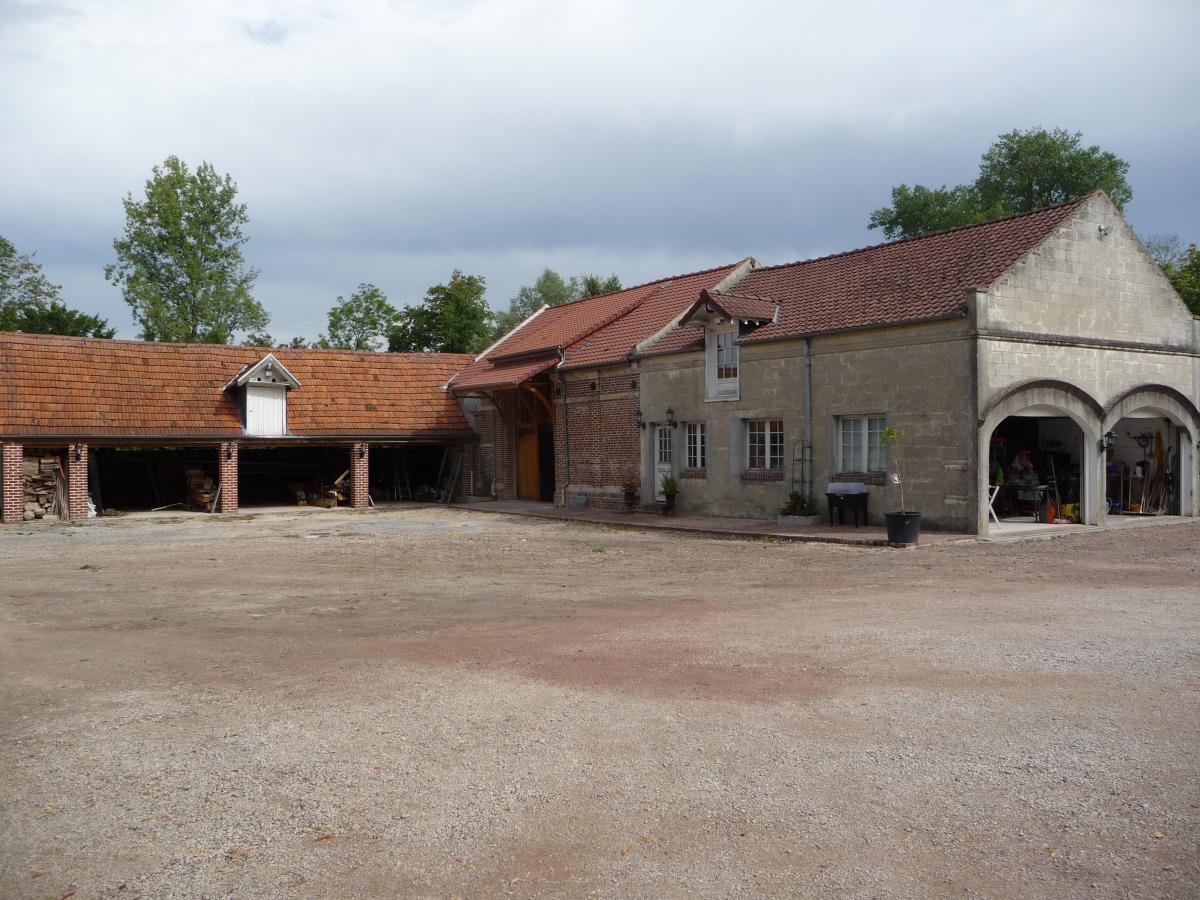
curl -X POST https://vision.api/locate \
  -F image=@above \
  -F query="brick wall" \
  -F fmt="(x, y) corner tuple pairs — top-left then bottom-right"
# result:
(556, 369), (641, 509)
(218, 442), (239, 513)
(1, 443), (22, 524)
(472, 393), (517, 499)
(67, 443), (89, 520)
(350, 443), (369, 507)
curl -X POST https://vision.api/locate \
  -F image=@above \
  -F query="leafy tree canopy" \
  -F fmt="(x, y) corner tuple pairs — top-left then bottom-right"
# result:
(316, 283), (398, 351)
(1, 236), (115, 338)
(1146, 233), (1200, 316)
(388, 271), (493, 354)
(105, 156), (268, 343)
(869, 127), (1133, 241)
(491, 268), (622, 339)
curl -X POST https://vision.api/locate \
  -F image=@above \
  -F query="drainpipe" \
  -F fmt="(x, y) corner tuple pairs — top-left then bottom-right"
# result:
(804, 336), (814, 492)
(557, 348), (571, 507)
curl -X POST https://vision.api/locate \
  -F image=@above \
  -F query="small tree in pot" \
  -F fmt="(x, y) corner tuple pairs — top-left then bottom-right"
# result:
(881, 426), (921, 545)
(621, 481), (639, 512)
(660, 474), (679, 515)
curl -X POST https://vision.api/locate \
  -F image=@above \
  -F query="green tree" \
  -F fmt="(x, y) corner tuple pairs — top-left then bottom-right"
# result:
(491, 268), (622, 339)
(869, 127), (1134, 240)
(318, 283), (398, 351)
(105, 156), (268, 343)
(578, 273), (622, 297)
(1147, 234), (1200, 315)
(1, 236), (115, 338)
(388, 271), (492, 353)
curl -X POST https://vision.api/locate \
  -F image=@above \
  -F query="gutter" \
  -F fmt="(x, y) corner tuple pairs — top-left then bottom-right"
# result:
(556, 347), (571, 507)
(804, 336), (814, 491)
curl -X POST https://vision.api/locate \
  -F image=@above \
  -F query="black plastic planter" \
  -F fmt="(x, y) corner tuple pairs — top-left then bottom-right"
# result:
(884, 511), (921, 545)
(662, 491), (677, 515)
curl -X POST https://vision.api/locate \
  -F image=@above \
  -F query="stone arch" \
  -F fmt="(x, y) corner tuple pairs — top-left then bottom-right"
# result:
(977, 380), (1105, 534)
(1103, 384), (1200, 433)
(1102, 384), (1199, 519)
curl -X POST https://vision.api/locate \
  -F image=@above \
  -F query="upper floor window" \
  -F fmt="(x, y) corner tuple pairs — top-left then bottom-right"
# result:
(839, 416), (886, 472)
(746, 419), (784, 470)
(686, 422), (706, 469)
(706, 326), (739, 400)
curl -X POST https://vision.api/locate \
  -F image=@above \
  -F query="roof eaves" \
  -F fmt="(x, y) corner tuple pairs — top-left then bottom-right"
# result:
(741, 308), (970, 346)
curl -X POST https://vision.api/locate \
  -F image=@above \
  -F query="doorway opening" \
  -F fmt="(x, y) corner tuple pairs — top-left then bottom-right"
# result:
(515, 383), (555, 502)
(1105, 412), (1186, 516)
(988, 410), (1084, 526)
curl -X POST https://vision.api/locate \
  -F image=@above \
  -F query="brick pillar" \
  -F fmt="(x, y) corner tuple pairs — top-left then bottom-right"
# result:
(1, 443), (23, 524)
(218, 442), (239, 513)
(67, 443), (89, 520)
(350, 442), (369, 508)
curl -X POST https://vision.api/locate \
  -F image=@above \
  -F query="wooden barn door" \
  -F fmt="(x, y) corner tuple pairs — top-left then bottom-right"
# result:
(516, 431), (540, 500)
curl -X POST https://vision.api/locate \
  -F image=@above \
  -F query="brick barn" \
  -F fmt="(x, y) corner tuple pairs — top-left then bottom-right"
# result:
(0, 333), (473, 522)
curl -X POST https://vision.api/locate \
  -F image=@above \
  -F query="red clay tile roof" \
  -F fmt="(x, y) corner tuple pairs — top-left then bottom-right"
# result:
(642, 196), (1092, 355)
(737, 195), (1091, 344)
(679, 289), (777, 327)
(450, 260), (749, 390)
(0, 332), (474, 440)
(450, 354), (559, 392)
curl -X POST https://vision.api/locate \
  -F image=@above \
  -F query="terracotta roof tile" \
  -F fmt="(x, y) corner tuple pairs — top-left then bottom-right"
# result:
(739, 195), (1091, 343)
(450, 260), (748, 391)
(0, 332), (474, 440)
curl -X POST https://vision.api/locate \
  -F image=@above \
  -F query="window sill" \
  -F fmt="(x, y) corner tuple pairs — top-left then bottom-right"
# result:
(834, 472), (886, 486)
(740, 469), (784, 482)
(704, 395), (740, 403)
(680, 468), (707, 479)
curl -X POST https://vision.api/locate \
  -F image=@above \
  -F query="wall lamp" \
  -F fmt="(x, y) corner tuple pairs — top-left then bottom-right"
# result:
(225, 443), (235, 460)
(357, 441), (368, 459)
(635, 409), (645, 430)
(666, 407), (678, 429)
(1100, 431), (1116, 453)
(73, 443), (83, 462)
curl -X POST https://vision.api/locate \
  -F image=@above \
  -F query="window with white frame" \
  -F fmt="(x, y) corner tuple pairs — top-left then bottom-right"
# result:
(705, 325), (739, 400)
(746, 419), (784, 470)
(657, 424), (673, 464)
(686, 422), (706, 469)
(839, 416), (886, 472)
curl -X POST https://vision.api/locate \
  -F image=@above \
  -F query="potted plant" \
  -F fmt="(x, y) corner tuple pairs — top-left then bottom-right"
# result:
(778, 491), (819, 526)
(881, 426), (921, 545)
(660, 474), (679, 515)
(621, 481), (639, 512)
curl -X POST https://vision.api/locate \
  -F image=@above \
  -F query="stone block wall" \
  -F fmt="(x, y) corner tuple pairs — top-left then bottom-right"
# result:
(638, 320), (977, 530)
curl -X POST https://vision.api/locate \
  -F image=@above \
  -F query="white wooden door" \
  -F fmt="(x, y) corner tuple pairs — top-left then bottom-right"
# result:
(654, 425), (673, 500)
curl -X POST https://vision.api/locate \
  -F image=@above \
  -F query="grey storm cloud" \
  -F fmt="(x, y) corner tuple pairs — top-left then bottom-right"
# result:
(2, 0), (1198, 340)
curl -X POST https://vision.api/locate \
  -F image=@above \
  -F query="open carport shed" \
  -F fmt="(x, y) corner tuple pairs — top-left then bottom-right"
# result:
(0, 332), (474, 523)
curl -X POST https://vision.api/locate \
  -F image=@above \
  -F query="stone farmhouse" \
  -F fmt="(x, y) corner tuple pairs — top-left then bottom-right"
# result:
(3, 192), (1198, 535)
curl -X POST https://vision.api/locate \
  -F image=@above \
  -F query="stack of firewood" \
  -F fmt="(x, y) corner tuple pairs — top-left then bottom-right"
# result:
(186, 468), (216, 510)
(23, 456), (65, 520)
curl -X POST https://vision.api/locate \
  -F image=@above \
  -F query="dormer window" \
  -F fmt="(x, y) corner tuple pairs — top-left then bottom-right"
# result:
(706, 324), (739, 400)
(223, 353), (301, 437)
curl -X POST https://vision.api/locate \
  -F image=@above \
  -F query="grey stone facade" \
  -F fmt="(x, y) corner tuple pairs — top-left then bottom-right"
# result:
(636, 195), (1200, 534)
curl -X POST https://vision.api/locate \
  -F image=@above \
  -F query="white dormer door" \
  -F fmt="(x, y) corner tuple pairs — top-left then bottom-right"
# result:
(706, 325), (739, 400)
(245, 382), (287, 436)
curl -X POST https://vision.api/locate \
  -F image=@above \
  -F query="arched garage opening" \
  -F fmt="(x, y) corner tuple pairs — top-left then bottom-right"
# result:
(1102, 387), (1200, 519)
(979, 381), (1103, 535)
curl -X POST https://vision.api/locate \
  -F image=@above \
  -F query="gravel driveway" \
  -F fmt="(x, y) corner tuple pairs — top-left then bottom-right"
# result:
(1, 508), (1197, 898)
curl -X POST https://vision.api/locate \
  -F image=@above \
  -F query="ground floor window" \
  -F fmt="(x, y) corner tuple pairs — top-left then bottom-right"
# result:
(746, 419), (784, 470)
(839, 416), (885, 473)
(686, 422), (706, 469)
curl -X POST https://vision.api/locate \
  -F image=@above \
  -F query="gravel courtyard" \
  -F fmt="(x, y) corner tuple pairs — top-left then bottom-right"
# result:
(1, 508), (1197, 899)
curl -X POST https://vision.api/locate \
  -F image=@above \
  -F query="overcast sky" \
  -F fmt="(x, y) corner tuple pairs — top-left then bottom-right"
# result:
(3, 0), (1198, 341)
